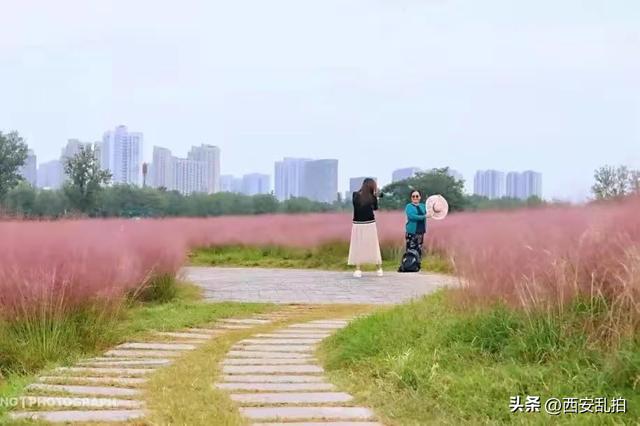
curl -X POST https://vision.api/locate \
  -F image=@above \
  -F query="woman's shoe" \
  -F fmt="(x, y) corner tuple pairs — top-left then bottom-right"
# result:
(376, 268), (384, 277)
(353, 270), (362, 278)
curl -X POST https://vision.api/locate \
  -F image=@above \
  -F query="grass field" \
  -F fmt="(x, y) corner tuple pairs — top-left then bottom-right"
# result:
(320, 290), (640, 426)
(189, 242), (452, 273)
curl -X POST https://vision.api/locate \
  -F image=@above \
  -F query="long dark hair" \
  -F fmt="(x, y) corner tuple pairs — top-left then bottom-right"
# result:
(358, 178), (377, 206)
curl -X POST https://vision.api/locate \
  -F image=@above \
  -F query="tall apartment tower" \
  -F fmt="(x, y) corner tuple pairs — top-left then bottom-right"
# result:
(188, 144), (221, 194)
(173, 157), (208, 195)
(474, 170), (505, 199)
(242, 173), (271, 195)
(506, 172), (520, 198)
(152, 146), (174, 190)
(274, 157), (311, 201)
(302, 159), (339, 203)
(102, 125), (143, 186)
(521, 170), (543, 199)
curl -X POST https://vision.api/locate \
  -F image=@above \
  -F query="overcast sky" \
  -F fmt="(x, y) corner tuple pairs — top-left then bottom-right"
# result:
(1, 1), (638, 200)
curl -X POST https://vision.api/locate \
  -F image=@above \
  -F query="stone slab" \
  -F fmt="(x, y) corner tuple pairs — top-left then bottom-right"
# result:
(216, 324), (254, 330)
(53, 367), (152, 376)
(186, 327), (222, 334)
(117, 342), (196, 351)
(156, 332), (213, 340)
(27, 384), (141, 397)
(228, 351), (312, 359)
(105, 349), (181, 358)
(221, 375), (325, 383)
(273, 330), (333, 335)
(223, 358), (314, 366)
(216, 382), (335, 391)
(236, 345), (313, 353)
(10, 410), (146, 423)
(231, 392), (353, 404)
(223, 365), (323, 374)
(240, 339), (322, 345)
(254, 333), (330, 339)
(240, 406), (376, 421)
(38, 376), (146, 386)
(79, 359), (171, 367)
(288, 324), (345, 330)
(20, 396), (143, 409)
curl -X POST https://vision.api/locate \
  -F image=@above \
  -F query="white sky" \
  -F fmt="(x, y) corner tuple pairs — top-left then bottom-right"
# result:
(1, 0), (639, 200)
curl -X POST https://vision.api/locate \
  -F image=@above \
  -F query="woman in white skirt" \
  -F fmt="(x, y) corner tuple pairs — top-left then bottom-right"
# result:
(348, 178), (383, 278)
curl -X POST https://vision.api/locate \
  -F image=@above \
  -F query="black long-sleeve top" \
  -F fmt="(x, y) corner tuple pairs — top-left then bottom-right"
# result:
(352, 191), (378, 223)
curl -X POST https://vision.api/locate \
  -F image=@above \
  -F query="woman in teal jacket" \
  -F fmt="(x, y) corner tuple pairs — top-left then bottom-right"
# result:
(404, 190), (429, 257)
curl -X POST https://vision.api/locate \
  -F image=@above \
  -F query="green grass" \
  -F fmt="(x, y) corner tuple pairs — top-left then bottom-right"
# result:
(189, 242), (452, 273)
(319, 290), (640, 425)
(0, 281), (273, 423)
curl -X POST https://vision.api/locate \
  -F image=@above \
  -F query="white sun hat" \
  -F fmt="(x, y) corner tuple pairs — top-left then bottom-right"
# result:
(426, 194), (449, 220)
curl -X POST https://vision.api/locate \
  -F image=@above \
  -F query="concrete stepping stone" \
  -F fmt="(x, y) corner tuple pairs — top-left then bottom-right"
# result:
(216, 382), (335, 392)
(236, 345), (313, 353)
(274, 329), (333, 335)
(117, 342), (196, 351)
(240, 339), (322, 345)
(105, 349), (181, 358)
(221, 375), (326, 383)
(307, 320), (349, 325)
(54, 367), (153, 376)
(78, 359), (171, 367)
(288, 324), (346, 330)
(10, 410), (146, 423)
(240, 406), (376, 421)
(223, 358), (315, 366)
(187, 327), (222, 334)
(216, 324), (255, 330)
(227, 351), (312, 359)
(223, 365), (323, 374)
(220, 319), (271, 325)
(252, 423), (382, 426)
(38, 376), (146, 386)
(230, 392), (353, 404)
(156, 332), (214, 340)
(19, 396), (143, 409)
(27, 384), (141, 397)
(254, 333), (330, 339)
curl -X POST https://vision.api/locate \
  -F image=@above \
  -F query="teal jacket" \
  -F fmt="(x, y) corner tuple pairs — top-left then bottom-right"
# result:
(405, 203), (427, 234)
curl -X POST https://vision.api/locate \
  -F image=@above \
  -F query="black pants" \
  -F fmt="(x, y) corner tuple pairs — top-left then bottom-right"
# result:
(405, 233), (424, 257)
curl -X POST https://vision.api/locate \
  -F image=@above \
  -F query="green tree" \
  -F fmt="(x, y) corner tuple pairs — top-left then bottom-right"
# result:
(379, 167), (466, 211)
(629, 170), (640, 195)
(63, 146), (111, 213)
(252, 194), (280, 214)
(4, 181), (36, 216)
(33, 190), (68, 218)
(0, 131), (29, 200)
(592, 165), (630, 200)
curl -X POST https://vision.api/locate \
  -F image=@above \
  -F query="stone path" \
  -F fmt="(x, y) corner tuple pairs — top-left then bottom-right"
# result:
(9, 311), (299, 424)
(185, 266), (456, 304)
(215, 319), (383, 426)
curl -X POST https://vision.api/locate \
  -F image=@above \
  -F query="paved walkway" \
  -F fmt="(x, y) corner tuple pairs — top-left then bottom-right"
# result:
(216, 319), (382, 425)
(184, 267), (456, 305)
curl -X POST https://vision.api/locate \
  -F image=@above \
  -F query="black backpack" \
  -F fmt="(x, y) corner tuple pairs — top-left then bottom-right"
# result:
(398, 249), (421, 273)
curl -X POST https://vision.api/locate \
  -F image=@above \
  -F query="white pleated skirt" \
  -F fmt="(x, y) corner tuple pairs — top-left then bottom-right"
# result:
(348, 222), (382, 265)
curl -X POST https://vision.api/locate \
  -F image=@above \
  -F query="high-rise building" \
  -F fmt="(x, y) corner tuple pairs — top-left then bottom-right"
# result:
(61, 139), (91, 161)
(506, 172), (520, 198)
(102, 125), (143, 186)
(349, 177), (377, 194)
(521, 170), (543, 199)
(474, 170), (505, 199)
(37, 160), (63, 189)
(392, 167), (421, 182)
(19, 149), (37, 187)
(188, 144), (221, 193)
(242, 173), (271, 196)
(152, 146), (174, 190)
(172, 157), (208, 195)
(220, 175), (235, 192)
(274, 158), (311, 201)
(302, 159), (339, 203)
